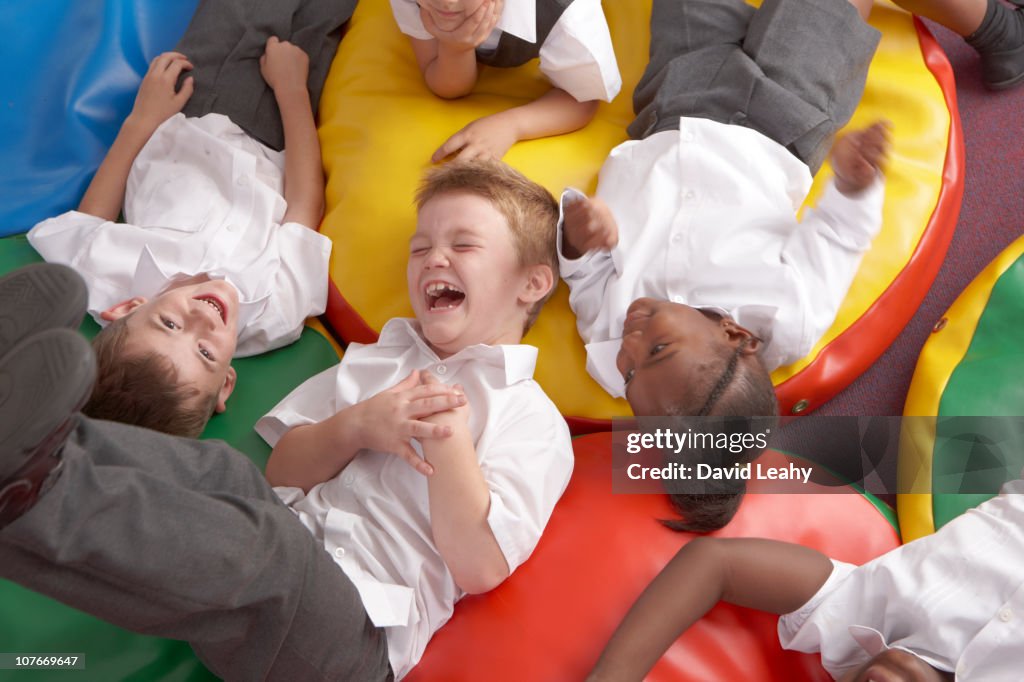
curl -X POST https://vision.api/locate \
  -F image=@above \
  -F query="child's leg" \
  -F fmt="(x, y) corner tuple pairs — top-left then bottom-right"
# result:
(742, 0), (880, 171)
(176, 0), (357, 150)
(0, 417), (392, 681)
(630, 0), (756, 140)
(73, 414), (281, 500)
(893, 0), (988, 35)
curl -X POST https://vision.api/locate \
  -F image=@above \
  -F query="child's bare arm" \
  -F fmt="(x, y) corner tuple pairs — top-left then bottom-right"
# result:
(78, 52), (195, 221)
(410, 0), (503, 99)
(266, 370), (465, 491)
(259, 37), (323, 228)
(588, 537), (833, 682)
(433, 88), (599, 162)
(418, 376), (510, 594)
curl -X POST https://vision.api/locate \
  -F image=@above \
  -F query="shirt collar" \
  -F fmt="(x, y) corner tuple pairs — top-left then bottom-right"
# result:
(133, 246), (266, 332)
(495, 0), (536, 44)
(377, 318), (538, 386)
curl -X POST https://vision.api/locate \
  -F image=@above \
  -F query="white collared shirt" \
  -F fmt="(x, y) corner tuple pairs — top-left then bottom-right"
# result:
(255, 318), (573, 679)
(557, 118), (885, 398)
(779, 476), (1024, 680)
(389, 0), (621, 102)
(26, 113), (332, 357)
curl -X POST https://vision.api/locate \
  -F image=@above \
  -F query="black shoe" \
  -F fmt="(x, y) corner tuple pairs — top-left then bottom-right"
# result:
(0, 263), (88, 356)
(979, 1), (1024, 91)
(0, 329), (96, 529)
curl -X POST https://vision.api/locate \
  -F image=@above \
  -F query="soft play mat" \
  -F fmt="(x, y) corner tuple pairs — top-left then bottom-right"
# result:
(319, 0), (962, 428)
(899, 235), (1024, 542)
(408, 432), (901, 681)
(0, 0), (199, 237)
(0, 234), (341, 681)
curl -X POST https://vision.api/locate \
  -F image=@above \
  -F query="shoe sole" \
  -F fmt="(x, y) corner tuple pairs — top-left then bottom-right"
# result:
(0, 263), (88, 354)
(0, 329), (96, 479)
(986, 69), (1024, 91)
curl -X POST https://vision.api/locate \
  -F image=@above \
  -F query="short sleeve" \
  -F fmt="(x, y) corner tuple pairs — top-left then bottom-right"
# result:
(255, 364), (341, 446)
(539, 0), (621, 102)
(479, 386), (573, 572)
(777, 559), (857, 649)
(27, 211), (145, 318)
(389, 0), (433, 39)
(234, 221), (331, 356)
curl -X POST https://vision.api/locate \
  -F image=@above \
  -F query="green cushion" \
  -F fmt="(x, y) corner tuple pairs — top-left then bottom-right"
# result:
(0, 234), (340, 681)
(931, 254), (1024, 529)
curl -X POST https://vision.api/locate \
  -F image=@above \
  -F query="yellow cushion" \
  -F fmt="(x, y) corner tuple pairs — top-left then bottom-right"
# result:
(319, 0), (957, 422)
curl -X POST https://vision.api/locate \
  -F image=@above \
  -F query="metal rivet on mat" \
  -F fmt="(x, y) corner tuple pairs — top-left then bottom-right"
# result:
(791, 399), (810, 415)
(933, 317), (948, 333)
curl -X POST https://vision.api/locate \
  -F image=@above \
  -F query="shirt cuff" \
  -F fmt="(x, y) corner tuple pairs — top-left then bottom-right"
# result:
(485, 490), (533, 573)
(816, 174), (886, 250)
(254, 409), (318, 448)
(777, 559), (857, 648)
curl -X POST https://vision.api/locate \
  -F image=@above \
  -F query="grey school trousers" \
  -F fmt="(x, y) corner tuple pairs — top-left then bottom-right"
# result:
(0, 417), (392, 682)
(177, 0), (357, 151)
(630, 0), (881, 173)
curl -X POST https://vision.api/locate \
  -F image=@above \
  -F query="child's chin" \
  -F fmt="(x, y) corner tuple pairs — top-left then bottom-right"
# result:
(420, 322), (461, 348)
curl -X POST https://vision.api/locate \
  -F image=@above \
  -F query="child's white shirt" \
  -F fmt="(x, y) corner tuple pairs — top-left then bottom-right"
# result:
(389, 0), (621, 102)
(557, 117), (885, 398)
(27, 112), (331, 357)
(779, 475), (1024, 680)
(256, 318), (574, 679)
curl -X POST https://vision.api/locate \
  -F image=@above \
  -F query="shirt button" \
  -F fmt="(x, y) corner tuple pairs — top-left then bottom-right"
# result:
(226, 224), (238, 232)
(342, 472), (353, 487)
(236, 175), (249, 187)
(999, 607), (1013, 622)
(671, 233), (683, 244)
(334, 547), (346, 558)
(956, 662), (966, 676)
(435, 364), (447, 375)
(684, 190), (696, 201)
(681, 130), (694, 142)
(671, 295), (684, 304)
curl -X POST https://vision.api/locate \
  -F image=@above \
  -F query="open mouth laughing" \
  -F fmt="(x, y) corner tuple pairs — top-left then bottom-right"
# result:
(424, 281), (466, 312)
(194, 295), (227, 324)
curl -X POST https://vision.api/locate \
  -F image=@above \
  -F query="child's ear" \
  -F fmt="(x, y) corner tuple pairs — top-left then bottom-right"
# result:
(518, 264), (554, 305)
(214, 366), (237, 414)
(720, 318), (762, 354)
(100, 296), (148, 322)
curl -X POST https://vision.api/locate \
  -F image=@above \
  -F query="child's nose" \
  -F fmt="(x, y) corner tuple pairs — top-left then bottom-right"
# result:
(620, 328), (644, 360)
(424, 247), (450, 269)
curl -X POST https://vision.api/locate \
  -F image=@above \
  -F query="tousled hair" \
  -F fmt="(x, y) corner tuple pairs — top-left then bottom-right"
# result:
(84, 316), (219, 438)
(415, 158), (559, 333)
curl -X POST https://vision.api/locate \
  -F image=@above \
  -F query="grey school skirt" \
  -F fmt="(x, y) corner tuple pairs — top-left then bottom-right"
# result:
(629, 0), (881, 173)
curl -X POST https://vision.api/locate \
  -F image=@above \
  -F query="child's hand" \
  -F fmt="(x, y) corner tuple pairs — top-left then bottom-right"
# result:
(432, 112), (518, 162)
(418, 373), (471, 431)
(350, 370), (466, 475)
(831, 120), (891, 196)
(420, 0), (503, 52)
(259, 36), (309, 94)
(130, 52), (194, 132)
(562, 194), (618, 259)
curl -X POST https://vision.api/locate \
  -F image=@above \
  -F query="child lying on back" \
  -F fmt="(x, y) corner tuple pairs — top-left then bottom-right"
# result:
(28, 0), (357, 437)
(256, 159), (574, 678)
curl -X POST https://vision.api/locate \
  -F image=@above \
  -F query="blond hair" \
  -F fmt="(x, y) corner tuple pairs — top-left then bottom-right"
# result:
(416, 159), (559, 332)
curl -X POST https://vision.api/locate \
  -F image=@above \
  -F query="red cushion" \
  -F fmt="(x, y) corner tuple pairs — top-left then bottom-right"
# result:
(407, 432), (901, 681)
